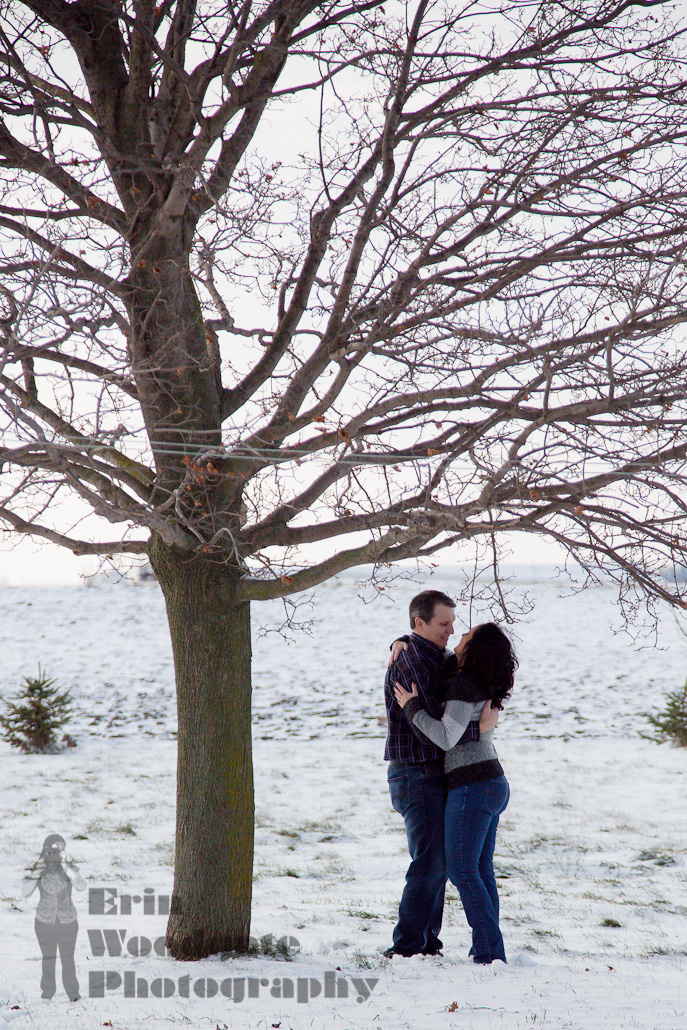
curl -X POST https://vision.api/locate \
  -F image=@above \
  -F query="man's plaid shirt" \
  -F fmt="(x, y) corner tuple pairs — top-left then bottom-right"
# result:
(384, 632), (479, 762)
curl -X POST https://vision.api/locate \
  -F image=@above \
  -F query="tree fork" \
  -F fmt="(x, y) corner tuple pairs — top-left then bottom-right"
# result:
(149, 535), (254, 959)
(127, 226), (225, 499)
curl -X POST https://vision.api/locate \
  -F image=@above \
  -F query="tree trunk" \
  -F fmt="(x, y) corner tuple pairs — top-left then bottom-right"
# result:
(149, 536), (254, 959)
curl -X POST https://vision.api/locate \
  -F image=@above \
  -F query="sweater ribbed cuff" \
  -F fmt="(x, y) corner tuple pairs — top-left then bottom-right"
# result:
(403, 696), (422, 721)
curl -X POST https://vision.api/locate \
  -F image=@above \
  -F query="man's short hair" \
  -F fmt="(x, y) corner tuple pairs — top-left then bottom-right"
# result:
(409, 589), (455, 630)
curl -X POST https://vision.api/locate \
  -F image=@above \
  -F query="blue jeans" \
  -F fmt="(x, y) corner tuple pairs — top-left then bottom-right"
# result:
(388, 760), (446, 955)
(445, 776), (510, 963)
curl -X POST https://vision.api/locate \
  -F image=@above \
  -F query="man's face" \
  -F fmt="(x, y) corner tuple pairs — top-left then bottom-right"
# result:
(414, 603), (455, 649)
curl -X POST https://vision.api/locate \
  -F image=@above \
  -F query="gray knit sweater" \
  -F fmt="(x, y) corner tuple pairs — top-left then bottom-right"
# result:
(403, 673), (504, 788)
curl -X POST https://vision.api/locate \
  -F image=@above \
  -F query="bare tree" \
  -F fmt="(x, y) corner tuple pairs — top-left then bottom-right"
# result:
(2, 0), (687, 958)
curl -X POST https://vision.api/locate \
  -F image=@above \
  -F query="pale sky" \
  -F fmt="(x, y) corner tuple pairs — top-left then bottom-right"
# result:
(0, 536), (112, 586)
(0, 528), (566, 587)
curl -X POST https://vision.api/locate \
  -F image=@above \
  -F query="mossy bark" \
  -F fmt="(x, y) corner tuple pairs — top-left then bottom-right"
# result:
(150, 537), (253, 959)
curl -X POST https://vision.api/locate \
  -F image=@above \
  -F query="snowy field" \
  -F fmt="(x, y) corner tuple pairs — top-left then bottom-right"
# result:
(0, 567), (686, 1030)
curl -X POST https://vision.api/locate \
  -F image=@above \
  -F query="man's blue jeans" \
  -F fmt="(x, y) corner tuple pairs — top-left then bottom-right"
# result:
(445, 775), (510, 963)
(388, 759), (446, 955)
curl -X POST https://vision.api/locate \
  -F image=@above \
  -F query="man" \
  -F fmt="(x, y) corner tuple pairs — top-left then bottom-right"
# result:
(383, 590), (498, 958)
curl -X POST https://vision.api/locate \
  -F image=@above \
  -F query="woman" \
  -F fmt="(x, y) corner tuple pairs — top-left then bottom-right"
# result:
(393, 622), (517, 964)
(22, 833), (86, 1001)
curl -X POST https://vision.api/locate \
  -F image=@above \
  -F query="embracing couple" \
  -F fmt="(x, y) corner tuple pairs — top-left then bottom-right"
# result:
(383, 589), (517, 964)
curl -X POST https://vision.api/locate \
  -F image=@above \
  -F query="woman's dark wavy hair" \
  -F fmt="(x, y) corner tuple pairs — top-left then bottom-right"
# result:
(456, 622), (517, 709)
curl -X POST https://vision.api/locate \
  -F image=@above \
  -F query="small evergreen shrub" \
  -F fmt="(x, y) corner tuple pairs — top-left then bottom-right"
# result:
(0, 668), (74, 753)
(642, 680), (687, 747)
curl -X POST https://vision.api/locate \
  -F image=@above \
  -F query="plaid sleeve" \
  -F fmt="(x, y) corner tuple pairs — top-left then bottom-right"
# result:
(459, 719), (480, 743)
(394, 651), (439, 716)
(391, 653), (444, 746)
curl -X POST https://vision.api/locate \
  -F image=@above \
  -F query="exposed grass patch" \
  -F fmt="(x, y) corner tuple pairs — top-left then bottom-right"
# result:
(312, 857), (354, 882)
(635, 850), (676, 866)
(299, 819), (341, 834)
(243, 934), (299, 961)
(353, 949), (389, 969)
(345, 908), (380, 920)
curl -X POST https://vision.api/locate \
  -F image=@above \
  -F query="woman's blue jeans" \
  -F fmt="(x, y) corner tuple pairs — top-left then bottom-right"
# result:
(388, 759), (446, 955)
(444, 776), (510, 963)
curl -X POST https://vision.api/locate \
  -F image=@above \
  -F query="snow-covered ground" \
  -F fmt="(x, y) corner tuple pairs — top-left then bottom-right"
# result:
(0, 569), (686, 1029)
